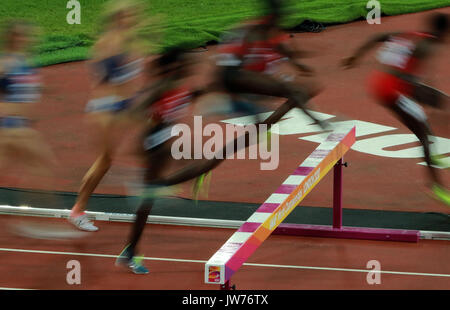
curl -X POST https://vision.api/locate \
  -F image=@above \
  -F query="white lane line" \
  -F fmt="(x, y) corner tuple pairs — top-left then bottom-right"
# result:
(0, 287), (35, 290)
(0, 247), (206, 263)
(244, 262), (450, 278)
(0, 247), (449, 278)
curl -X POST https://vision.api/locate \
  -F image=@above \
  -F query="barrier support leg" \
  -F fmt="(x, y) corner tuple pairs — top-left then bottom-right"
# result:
(273, 159), (420, 242)
(333, 158), (343, 229)
(220, 281), (235, 290)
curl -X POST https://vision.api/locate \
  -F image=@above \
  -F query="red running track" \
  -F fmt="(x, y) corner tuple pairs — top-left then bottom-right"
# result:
(0, 215), (449, 290)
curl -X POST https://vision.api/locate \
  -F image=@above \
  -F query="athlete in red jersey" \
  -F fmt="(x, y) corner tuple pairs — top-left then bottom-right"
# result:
(214, 0), (322, 126)
(218, 17), (310, 75)
(343, 13), (449, 205)
(115, 47), (207, 274)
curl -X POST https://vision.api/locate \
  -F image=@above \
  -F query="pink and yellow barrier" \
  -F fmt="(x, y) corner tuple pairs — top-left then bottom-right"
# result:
(205, 126), (356, 285)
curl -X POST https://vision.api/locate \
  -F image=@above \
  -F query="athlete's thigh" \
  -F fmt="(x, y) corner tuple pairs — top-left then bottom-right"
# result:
(141, 124), (178, 181)
(87, 113), (127, 157)
(225, 68), (289, 98)
(392, 95), (430, 136)
(143, 144), (174, 181)
(0, 132), (14, 168)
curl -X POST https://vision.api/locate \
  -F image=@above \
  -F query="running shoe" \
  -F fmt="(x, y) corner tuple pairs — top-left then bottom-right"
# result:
(258, 128), (272, 152)
(115, 244), (149, 275)
(192, 171), (212, 203)
(68, 214), (99, 232)
(431, 184), (450, 206)
(430, 155), (449, 169)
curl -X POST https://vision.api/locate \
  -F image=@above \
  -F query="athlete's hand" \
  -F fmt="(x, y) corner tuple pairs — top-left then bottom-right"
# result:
(341, 56), (357, 69)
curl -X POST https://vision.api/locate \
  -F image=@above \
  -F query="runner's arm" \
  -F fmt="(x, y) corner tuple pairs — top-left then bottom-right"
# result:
(276, 42), (315, 75)
(276, 41), (316, 59)
(342, 32), (399, 68)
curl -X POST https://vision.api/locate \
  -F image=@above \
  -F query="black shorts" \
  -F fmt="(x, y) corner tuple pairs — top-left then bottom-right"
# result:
(221, 66), (242, 93)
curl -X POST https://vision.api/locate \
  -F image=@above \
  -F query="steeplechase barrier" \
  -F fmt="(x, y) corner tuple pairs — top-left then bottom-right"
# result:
(204, 125), (426, 289)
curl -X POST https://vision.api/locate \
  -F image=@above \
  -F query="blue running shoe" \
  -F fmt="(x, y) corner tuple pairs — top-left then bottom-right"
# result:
(115, 245), (149, 275)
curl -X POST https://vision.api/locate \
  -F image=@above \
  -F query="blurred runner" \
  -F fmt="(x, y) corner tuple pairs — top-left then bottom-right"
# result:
(342, 12), (449, 205)
(212, 0), (322, 125)
(68, 0), (156, 231)
(115, 47), (207, 274)
(0, 20), (58, 199)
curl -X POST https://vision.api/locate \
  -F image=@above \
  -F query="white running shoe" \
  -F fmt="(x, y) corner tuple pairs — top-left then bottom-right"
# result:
(68, 214), (99, 232)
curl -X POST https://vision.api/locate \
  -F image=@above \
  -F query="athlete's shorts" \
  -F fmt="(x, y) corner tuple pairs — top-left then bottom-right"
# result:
(221, 66), (241, 93)
(367, 70), (414, 105)
(85, 96), (134, 114)
(0, 116), (30, 128)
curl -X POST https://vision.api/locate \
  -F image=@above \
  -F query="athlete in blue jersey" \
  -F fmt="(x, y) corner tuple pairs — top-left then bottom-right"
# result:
(68, 0), (152, 231)
(0, 20), (57, 186)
